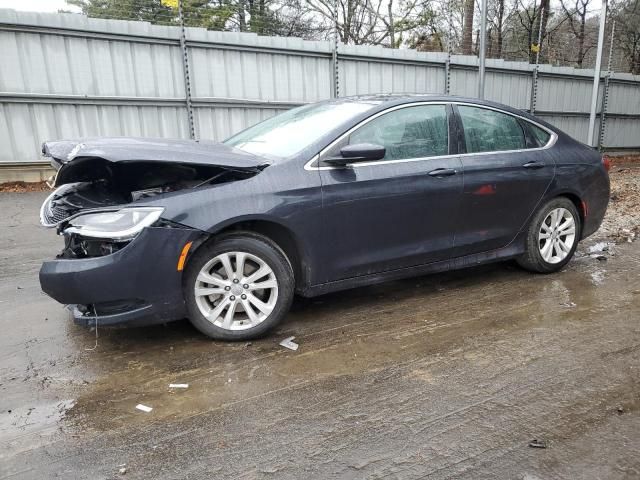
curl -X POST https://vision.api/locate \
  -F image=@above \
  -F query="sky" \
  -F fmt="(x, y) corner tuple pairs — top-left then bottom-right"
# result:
(0, 0), (80, 12)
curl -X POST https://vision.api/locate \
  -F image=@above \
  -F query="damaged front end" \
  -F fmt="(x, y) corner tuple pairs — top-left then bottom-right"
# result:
(40, 137), (268, 259)
(39, 137), (269, 326)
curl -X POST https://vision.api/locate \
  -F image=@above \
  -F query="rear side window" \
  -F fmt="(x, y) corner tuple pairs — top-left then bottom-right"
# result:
(348, 105), (448, 161)
(528, 123), (552, 147)
(458, 106), (525, 153)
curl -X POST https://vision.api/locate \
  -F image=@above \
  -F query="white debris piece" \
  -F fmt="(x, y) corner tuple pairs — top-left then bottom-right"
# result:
(169, 383), (189, 389)
(279, 336), (299, 351)
(135, 404), (153, 413)
(588, 242), (611, 254)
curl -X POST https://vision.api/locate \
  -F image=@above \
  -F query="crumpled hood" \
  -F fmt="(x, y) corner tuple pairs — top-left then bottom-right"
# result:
(42, 137), (268, 170)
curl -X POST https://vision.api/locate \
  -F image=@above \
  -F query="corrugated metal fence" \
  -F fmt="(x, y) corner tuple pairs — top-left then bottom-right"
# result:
(1, 8), (639, 166)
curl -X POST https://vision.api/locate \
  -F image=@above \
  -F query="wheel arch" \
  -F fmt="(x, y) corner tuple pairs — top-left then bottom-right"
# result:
(550, 190), (587, 236)
(190, 216), (310, 292)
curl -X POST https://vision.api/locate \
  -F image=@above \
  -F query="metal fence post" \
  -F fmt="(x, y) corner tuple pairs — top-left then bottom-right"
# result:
(587, 0), (608, 146)
(598, 20), (616, 150)
(529, 66), (539, 114)
(331, 0), (339, 98)
(598, 73), (611, 150)
(529, 3), (544, 114)
(478, 0), (488, 99)
(178, 0), (196, 140)
(444, 0), (452, 95)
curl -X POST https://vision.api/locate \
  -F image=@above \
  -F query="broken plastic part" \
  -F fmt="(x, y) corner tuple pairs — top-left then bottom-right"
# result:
(279, 336), (299, 351)
(528, 439), (547, 449)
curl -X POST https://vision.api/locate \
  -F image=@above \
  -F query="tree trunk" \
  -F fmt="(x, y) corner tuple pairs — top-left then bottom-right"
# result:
(530, 0), (549, 63)
(258, 0), (265, 35)
(248, 0), (255, 33)
(388, 0), (395, 48)
(238, 0), (246, 31)
(462, 0), (474, 54)
(540, 0), (550, 62)
(496, 0), (504, 58)
(577, 13), (586, 67)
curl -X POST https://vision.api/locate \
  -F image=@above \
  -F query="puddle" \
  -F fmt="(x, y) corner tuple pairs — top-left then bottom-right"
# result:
(0, 399), (76, 459)
(590, 270), (606, 285)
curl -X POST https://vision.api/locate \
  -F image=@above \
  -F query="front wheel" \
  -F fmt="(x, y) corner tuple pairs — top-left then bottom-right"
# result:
(517, 197), (581, 273)
(184, 234), (294, 340)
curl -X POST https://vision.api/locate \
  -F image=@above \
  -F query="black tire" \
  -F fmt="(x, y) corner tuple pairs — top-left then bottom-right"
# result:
(183, 233), (294, 341)
(517, 197), (582, 273)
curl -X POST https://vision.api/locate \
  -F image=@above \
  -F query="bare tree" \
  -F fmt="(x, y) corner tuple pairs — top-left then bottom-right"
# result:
(461, 0), (474, 53)
(559, 0), (595, 67)
(613, 0), (640, 73)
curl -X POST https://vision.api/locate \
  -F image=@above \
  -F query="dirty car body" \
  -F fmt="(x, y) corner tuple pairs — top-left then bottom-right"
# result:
(38, 95), (610, 337)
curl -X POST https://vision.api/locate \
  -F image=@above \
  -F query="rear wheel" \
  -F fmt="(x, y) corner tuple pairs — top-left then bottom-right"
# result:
(517, 197), (581, 273)
(184, 234), (294, 340)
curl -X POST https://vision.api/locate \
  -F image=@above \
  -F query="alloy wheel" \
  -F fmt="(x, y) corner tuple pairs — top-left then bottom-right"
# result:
(538, 207), (576, 264)
(194, 251), (278, 331)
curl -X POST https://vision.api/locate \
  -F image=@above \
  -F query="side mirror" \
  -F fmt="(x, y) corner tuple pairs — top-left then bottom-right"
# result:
(324, 143), (386, 167)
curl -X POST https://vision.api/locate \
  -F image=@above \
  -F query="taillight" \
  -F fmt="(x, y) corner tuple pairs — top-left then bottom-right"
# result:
(602, 155), (611, 172)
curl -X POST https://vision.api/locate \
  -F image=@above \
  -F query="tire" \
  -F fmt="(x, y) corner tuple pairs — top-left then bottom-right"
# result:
(517, 197), (581, 273)
(183, 233), (294, 340)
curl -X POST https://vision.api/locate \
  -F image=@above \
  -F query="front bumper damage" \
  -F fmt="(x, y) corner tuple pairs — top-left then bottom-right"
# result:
(40, 226), (202, 327)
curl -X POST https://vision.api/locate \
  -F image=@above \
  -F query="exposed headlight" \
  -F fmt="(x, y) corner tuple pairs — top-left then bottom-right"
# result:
(65, 207), (164, 241)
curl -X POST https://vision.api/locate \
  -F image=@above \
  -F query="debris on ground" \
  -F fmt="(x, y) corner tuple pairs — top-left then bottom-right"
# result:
(528, 439), (547, 449)
(279, 336), (299, 351)
(617, 406), (625, 414)
(0, 181), (50, 193)
(560, 302), (577, 308)
(595, 156), (640, 243)
(135, 404), (153, 413)
(169, 383), (189, 389)
(118, 464), (127, 475)
(588, 242), (611, 254)
(618, 228), (636, 243)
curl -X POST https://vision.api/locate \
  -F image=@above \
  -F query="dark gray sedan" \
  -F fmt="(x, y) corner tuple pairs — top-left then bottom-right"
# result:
(39, 94), (610, 340)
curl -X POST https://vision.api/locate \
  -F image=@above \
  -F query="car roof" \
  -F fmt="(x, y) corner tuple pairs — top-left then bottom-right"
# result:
(326, 94), (559, 132)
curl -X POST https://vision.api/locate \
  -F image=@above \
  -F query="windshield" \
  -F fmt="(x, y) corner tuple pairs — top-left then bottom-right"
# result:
(224, 101), (380, 159)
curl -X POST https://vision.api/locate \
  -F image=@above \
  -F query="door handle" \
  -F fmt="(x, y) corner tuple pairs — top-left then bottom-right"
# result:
(522, 161), (545, 169)
(428, 168), (457, 177)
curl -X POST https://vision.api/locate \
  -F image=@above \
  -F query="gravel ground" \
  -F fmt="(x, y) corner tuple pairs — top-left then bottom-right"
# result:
(0, 164), (639, 480)
(595, 156), (640, 243)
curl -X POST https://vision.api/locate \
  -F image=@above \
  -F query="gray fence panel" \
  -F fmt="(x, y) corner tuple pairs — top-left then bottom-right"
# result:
(194, 106), (286, 141)
(0, 8), (639, 165)
(339, 60), (445, 96)
(607, 81), (640, 115)
(536, 76), (597, 114)
(483, 70), (532, 110)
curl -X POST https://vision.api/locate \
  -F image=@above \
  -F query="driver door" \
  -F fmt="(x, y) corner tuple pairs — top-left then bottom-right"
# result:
(314, 103), (464, 283)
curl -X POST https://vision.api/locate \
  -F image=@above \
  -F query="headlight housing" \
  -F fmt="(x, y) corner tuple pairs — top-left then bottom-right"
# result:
(64, 207), (164, 241)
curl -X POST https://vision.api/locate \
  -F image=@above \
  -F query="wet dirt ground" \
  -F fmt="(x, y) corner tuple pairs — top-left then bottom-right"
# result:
(1, 164), (639, 479)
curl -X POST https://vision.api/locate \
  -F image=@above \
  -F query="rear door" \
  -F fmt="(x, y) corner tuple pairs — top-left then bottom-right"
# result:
(452, 104), (556, 256)
(313, 103), (463, 283)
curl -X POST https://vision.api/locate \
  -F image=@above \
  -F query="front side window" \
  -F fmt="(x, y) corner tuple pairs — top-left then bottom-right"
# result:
(458, 106), (526, 153)
(347, 105), (449, 161)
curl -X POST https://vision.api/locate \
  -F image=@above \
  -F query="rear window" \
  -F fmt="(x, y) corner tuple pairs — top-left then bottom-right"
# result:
(529, 123), (552, 147)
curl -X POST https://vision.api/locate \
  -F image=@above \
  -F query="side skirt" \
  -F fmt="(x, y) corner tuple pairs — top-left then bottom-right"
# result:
(300, 236), (526, 298)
